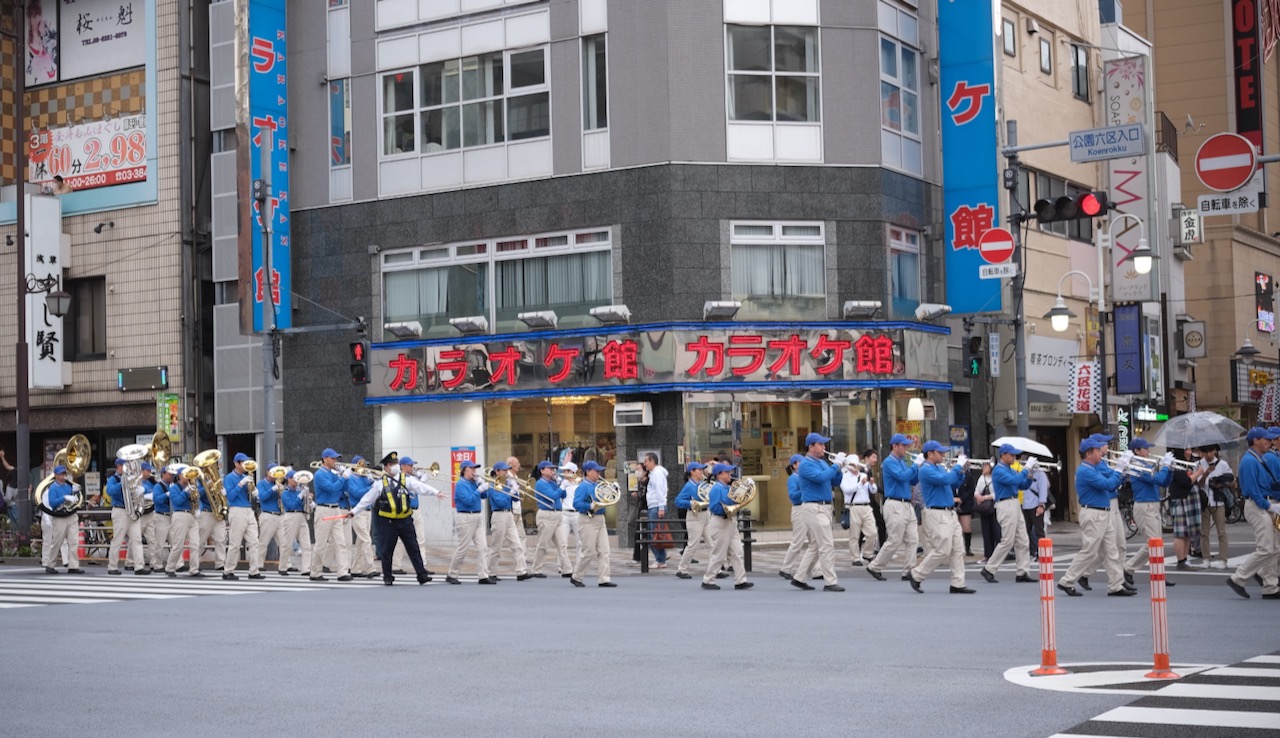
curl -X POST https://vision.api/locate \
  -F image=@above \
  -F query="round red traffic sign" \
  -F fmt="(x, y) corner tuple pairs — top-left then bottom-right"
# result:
(978, 227), (1015, 264)
(1195, 132), (1257, 192)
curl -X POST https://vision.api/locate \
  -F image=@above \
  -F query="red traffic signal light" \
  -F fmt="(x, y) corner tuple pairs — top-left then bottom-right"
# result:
(1033, 191), (1110, 223)
(349, 341), (370, 385)
(350, 342), (365, 362)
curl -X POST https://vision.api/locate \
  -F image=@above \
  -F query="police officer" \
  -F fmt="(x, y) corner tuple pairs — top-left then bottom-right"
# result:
(867, 434), (921, 581)
(1227, 427), (1280, 599)
(345, 456), (377, 578)
(147, 465), (174, 573)
(486, 461), (532, 581)
(279, 470), (314, 576)
(907, 441), (973, 594)
(165, 466), (203, 577)
(41, 465), (85, 574)
(348, 455), (431, 585)
(530, 460), (569, 578)
(570, 460), (615, 587)
(789, 433), (844, 592)
(310, 448), (352, 582)
(1123, 438), (1174, 585)
(448, 460), (493, 584)
(778, 454), (815, 583)
(675, 461), (712, 580)
(1058, 437), (1134, 596)
(222, 452), (263, 581)
(980, 444), (1035, 584)
(701, 463), (753, 591)
(255, 464), (288, 576)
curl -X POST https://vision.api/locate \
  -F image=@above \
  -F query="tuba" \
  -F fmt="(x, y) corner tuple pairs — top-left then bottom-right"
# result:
(689, 482), (712, 513)
(723, 477), (757, 516)
(35, 435), (92, 516)
(591, 480), (621, 507)
(117, 443), (150, 520)
(193, 449), (229, 521)
(293, 470), (316, 514)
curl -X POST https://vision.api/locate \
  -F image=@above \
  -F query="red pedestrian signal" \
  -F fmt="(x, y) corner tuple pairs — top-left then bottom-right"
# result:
(349, 341), (370, 385)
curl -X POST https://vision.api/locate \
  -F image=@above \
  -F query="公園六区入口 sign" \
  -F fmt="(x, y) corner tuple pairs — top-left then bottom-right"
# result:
(1069, 123), (1146, 163)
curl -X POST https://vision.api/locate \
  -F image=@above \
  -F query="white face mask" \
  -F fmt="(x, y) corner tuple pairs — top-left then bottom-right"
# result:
(387, 464), (401, 476)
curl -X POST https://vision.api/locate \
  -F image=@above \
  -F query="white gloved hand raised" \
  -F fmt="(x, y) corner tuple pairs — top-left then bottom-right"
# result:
(956, 455), (969, 469)
(477, 482), (491, 493)
(1023, 457), (1038, 470)
(833, 452), (847, 468)
(1161, 452), (1175, 466)
(239, 477), (253, 487)
(72, 483), (82, 492)
(913, 453), (926, 467)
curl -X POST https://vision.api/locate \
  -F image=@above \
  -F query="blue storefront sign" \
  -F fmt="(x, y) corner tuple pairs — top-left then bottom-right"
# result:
(1113, 303), (1145, 396)
(939, 1), (1002, 315)
(248, 0), (291, 330)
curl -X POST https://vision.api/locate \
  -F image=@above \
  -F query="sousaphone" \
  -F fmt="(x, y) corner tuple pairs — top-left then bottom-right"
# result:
(35, 434), (92, 516)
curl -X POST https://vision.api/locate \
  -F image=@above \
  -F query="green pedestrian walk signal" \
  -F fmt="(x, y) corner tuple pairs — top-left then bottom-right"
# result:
(967, 357), (982, 378)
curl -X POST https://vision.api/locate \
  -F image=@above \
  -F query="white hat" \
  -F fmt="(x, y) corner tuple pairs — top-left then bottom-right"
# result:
(560, 461), (578, 473)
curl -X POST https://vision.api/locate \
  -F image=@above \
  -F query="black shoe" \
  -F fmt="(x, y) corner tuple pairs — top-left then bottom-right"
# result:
(445, 576), (461, 585)
(532, 573), (547, 579)
(908, 576), (923, 593)
(480, 577), (498, 584)
(598, 582), (617, 588)
(248, 574), (266, 580)
(1108, 588), (1137, 597)
(1079, 577), (1091, 591)
(177, 565), (189, 573)
(980, 568), (997, 584)
(561, 573), (573, 578)
(383, 579), (394, 586)
(337, 575), (353, 582)
(715, 571), (730, 579)
(1057, 583), (1082, 597)
(279, 571), (289, 576)
(736, 582), (755, 590)
(901, 573), (913, 581)
(66, 568), (85, 574)
(418, 576), (431, 585)
(310, 575), (328, 582)
(1122, 583), (1137, 593)
(790, 578), (815, 591)
(570, 578), (585, 588)
(1262, 592), (1280, 599)
(489, 576), (502, 582)
(1015, 574), (1035, 583)
(135, 568), (153, 576)
(822, 584), (844, 592)
(1124, 570), (1135, 586)
(189, 571), (205, 578)
(106, 569), (121, 575)
(778, 571), (792, 579)
(425, 569), (435, 576)
(365, 572), (380, 579)
(811, 575), (824, 581)
(866, 568), (885, 581)
(1256, 574), (1266, 587)
(43, 567), (58, 574)
(676, 572), (692, 579)
(702, 582), (721, 590)
(394, 569), (407, 575)
(222, 573), (238, 581)
(1227, 579), (1251, 599)
(517, 573), (534, 581)
(166, 571), (177, 578)
(1166, 580), (1176, 587)
(950, 586), (976, 594)
(1190, 549), (1202, 559)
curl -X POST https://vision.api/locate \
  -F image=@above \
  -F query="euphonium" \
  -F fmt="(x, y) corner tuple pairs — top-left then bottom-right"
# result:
(242, 460), (260, 504)
(723, 477), (757, 516)
(690, 482), (712, 512)
(35, 435), (91, 516)
(293, 470), (316, 514)
(117, 442), (150, 520)
(193, 449), (229, 521)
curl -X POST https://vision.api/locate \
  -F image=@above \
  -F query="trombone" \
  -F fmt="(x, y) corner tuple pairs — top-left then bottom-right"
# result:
(308, 460), (385, 479)
(822, 451), (869, 472)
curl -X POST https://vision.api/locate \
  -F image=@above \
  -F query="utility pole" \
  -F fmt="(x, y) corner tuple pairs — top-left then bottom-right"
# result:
(11, 1), (31, 530)
(1005, 121), (1031, 437)
(258, 131), (277, 464)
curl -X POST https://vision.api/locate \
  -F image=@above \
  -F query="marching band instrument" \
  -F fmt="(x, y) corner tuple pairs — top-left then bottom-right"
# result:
(293, 470), (316, 514)
(148, 430), (172, 470)
(308, 460), (385, 479)
(822, 451), (869, 472)
(722, 477), (757, 516)
(1104, 450), (1162, 477)
(268, 465), (289, 494)
(35, 435), (92, 516)
(243, 459), (260, 503)
(591, 480), (621, 508)
(193, 449), (230, 521)
(117, 443), (150, 520)
(689, 482), (712, 513)
(177, 464), (201, 509)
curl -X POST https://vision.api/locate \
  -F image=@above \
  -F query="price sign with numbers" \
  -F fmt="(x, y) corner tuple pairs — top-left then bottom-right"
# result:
(27, 114), (149, 192)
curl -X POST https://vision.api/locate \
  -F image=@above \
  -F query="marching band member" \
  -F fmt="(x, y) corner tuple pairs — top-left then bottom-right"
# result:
(279, 471), (314, 576)
(570, 460), (615, 587)
(676, 461), (712, 580)
(867, 434), (920, 582)
(530, 460), (569, 578)
(906, 441), (973, 594)
(1057, 437), (1133, 597)
(486, 461), (532, 581)
(196, 474), (227, 573)
(41, 465), (84, 574)
(1227, 427), (1280, 599)
(134, 463), (158, 574)
(779, 454), (815, 583)
(222, 452), (263, 581)
(165, 466), (203, 578)
(147, 466), (174, 573)
(345, 456), (378, 579)
(447, 460), (493, 584)
(1123, 439), (1174, 585)
(789, 433), (843, 592)
(843, 459), (878, 566)
(255, 465), (287, 576)
(393, 457), (438, 574)
(311, 448), (353, 582)
(347, 454), (431, 585)
(701, 463), (752, 590)
(107, 458), (148, 575)
(979, 444), (1035, 584)
(507, 456), (528, 547)
(558, 462), (582, 573)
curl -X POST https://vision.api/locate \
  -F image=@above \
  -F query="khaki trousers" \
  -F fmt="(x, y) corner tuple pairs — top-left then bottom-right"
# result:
(703, 514), (747, 585)
(196, 513), (227, 569)
(1202, 504), (1230, 563)
(393, 507), (428, 570)
(847, 505), (878, 562)
(793, 503), (837, 585)
(532, 510), (569, 575)
(224, 506), (261, 574)
(256, 513), (284, 572)
(1231, 500), (1279, 594)
(350, 513), (375, 574)
(780, 505), (810, 575)
(911, 508), (966, 588)
(488, 510), (528, 575)
(513, 500), (527, 544)
(986, 498), (1030, 576)
(325, 518), (353, 571)
(1061, 507), (1125, 591)
(149, 514), (171, 570)
(165, 512), (200, 574)
(1125, 501), (1164, 572)
(449, 512), (490, 579)
(1110, 498), (1128, 567)
(279, 512), (313, 574)
(678, 509), (714, 575)
(560, 509), (581, 567)
(43, 514), (79, 568)
(108, 508), (144, 571)
(311, 508), (350, 578)
(572, 512), (611, 583)
(870, 499), (918, 574)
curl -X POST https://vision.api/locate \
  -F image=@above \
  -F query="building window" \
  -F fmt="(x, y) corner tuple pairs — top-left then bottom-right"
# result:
(1033, 171), (1094, 243)
(380, 46), (550, 158)
(329, 78), (351, 166)
(1002, 19), (1016, 56)
(582, 34), (607, 130)
(730, 222), (825, 321)
(1039, 37), (1052, 74)
(64, 277), (106, 361)
(1071, 43), (1089, 100)
(382, 228), (612, 339)
(726, 25), (820, 122)
(328, 0), (347, 6)
(888, 227), (921, 319)
(880, 32), (921, 175)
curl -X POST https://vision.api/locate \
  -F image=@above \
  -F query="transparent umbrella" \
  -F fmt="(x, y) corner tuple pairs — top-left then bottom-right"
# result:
(990, 436), (1055, 459)
(1151, 412), (1246, 450)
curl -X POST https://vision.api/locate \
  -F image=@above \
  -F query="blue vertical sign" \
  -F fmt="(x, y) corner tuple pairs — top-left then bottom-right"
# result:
(938, 1), (1001, 314)
(249, 0), (291, 330)
(1113, 303), (1145, 395)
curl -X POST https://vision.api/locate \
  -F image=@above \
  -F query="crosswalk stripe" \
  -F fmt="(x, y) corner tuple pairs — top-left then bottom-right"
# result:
(0, 586), (186, 600)
(1158, 683), (1280, 702)
(1090, 705), (1280, 729)
(1205, 667), (1280, 679)
(1247, 656), (1280, 665)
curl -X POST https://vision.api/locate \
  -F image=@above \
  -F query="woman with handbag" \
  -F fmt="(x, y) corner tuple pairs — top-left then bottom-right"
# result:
(972, 462), (1001, 564)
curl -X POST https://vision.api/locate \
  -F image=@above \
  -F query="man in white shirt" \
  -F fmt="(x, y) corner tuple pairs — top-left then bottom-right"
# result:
(842, 462), (877, 565)
(1197, 446), (1233, 569)
(643, 453), (670, 568)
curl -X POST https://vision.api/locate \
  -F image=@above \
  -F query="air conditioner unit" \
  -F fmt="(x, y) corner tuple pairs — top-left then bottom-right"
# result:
(614, 402), (653, 427)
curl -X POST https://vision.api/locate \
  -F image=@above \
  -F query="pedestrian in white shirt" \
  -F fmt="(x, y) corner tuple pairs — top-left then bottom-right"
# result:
(642, 453), (670, 568)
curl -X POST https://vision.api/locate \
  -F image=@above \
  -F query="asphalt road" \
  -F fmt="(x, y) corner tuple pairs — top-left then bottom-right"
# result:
(2, 551), (1275, 738)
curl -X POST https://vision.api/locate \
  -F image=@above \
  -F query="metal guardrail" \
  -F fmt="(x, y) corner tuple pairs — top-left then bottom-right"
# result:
(634, 509), (756, 573)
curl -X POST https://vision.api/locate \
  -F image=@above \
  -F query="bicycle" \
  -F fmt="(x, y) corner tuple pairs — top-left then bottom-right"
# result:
(1119, 497), (1139, 539)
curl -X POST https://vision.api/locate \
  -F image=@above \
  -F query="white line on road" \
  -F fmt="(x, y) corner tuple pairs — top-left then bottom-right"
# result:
(1092, 705), (1280, 729)
(1158, 682), (1280, 701)
(1203, 666), (1280, 679)
(1246, 656), (1280, 665)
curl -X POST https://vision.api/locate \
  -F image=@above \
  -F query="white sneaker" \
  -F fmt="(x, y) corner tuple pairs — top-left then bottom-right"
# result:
(1212, 560), (1227, 570)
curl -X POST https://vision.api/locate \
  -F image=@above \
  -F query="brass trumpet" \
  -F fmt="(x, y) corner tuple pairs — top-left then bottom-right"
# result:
(1104, 450), (1162, 477)
(822, 451), (869, 472)
(293, 470), (316, 514)
(308, 460), (384, 479)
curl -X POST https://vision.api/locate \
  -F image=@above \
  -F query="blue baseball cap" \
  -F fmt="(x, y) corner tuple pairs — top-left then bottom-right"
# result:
(53, 465), (67, 474)
(399, 456), (416, 466)
(1079, 437), (1109, 453)
(492, 461), (511, 471)
(804, 432), (831, 447)
(1268, 426), (1280, 438)
(788, 454), (806, 466)
(321, 448), (341, 459)
(140, 462), (154, 471)
(536, 461), (555, 471)
(285, 470), (296, 480)
(890, 433), (910, 446)
(351, 455), (366, 465)
(1088, 434), (1114, 443)
(712, 463), (736, 476)
(458, 460), (479, 470)
(1246, 427), (1273, 442)
(997, 443), (1019, 457)
(921, 440), (945, 454)
(1129, 438), (1153, 449)
(685, 461), (706, 472)
(114, 458), (125, 467)
(233, 452), (250, 463)
(582, 460), (604, 472)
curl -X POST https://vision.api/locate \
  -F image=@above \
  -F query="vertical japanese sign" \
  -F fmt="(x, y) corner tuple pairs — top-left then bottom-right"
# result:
(1114, 405), (1132, 453)
(248, 0), (291, 331)
(27, 195), (65, 389)
(938, 0), (1002, 314)
(1069, 361), (1099, 415)
(1257, 272), (1275, 332)
(1235, 0), (1263, 147)
(1112, 303), (1145, 396)
(1104, 56), (1154, 303)
(156, 393), (182, 443)
(449, 447), (477, 509)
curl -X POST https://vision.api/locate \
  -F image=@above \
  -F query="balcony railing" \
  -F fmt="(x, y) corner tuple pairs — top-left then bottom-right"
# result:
(1155, 110), (1178, 163)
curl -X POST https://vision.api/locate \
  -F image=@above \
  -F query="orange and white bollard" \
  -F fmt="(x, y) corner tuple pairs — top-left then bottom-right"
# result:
(1031, 538), (1068, 676)
(1145, 537), (1180, 679)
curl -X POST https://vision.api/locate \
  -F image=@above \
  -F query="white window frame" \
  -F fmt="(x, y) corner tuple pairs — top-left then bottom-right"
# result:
(879, 30), (921, 176)
(1039, 37), (1052, 75)
(888, 225), (921, 318)
(581, 33), (608, 131)
(725, 24), (822, 124)
(729, 221), (826, 319)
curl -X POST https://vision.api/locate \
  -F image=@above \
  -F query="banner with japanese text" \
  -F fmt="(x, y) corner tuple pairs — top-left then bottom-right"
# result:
(1069, 360), (1100, 415)
(27, 195), (65, 390)
(1104, 56), (1156, 302)
(248, 0), (291, 331)
(449, 447), (476, 508)
(368, 325), (951, 403)
(938, 0), (1002, 314)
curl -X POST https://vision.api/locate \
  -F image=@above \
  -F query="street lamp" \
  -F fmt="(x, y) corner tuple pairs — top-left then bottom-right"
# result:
(1044, 269), (1107, 430)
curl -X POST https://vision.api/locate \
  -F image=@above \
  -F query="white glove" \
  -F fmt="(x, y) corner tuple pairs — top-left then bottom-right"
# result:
(857, 473), (868, 484)
(956, 455), (969, 469)
(833, 452), (847, 467)
(71, 483), (81, 492)
(1118, 450), (1133, 466)
(341, 469), (352, 479)
(1270, 505), (1280, 518)
(239, 477), (252, 487)
(913, 454), (926, 467)
(1023, 457), (1038, 470)
(477, 482), (490, 493)
(1161, 452), (1175, 466)
(143, 493), (154, 502)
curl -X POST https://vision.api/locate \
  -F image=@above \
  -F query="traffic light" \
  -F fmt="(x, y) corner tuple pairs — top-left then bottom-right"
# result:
(1033, 190), (1110, 223)
(349, 341), (370, 385)
(964, 336), (983, 378)
(966, 357), (982, 378)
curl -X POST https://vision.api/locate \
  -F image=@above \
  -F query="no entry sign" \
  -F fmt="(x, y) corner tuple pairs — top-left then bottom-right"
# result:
(1196, 132), (1257, 192)
(978, 227), (1015, 264)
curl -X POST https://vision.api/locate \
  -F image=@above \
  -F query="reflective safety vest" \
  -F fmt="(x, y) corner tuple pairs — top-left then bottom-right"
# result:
(376, 476), (413, 519)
